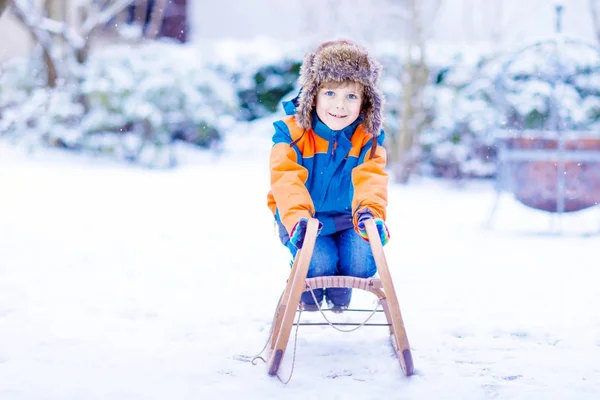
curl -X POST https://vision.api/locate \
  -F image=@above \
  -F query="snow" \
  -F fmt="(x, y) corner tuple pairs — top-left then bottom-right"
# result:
(1, 121), (600, 399)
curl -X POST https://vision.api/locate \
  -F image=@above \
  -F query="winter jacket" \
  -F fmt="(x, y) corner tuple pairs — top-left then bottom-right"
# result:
(267, 105), (388, 245)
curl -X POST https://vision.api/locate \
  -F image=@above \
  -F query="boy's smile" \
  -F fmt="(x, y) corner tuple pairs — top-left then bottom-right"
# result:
(315, 81), (363, 131)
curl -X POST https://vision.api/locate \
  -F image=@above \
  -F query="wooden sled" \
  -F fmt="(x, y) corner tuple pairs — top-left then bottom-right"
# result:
(267, 218), (414, 378)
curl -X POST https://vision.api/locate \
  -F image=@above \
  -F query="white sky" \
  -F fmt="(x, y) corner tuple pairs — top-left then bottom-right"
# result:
(190, 0), (598, 49)
(1, 119), (600, 399)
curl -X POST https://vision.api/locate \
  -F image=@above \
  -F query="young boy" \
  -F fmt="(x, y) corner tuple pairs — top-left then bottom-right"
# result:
(267, 39), (390, 312)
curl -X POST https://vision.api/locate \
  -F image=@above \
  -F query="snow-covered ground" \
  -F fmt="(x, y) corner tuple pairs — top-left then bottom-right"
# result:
(1, 122), (600, 399)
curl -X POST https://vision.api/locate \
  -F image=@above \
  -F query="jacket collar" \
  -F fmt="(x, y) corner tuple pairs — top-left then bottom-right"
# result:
(311, 111), (362, 142)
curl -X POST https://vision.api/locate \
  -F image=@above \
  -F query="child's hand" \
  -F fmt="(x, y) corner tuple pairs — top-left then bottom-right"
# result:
(289, 218), (323, 249)
(357, 211), (390, 246)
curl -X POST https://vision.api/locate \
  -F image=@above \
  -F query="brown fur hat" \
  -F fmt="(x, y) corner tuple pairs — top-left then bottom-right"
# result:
(295, 39), (384, 136)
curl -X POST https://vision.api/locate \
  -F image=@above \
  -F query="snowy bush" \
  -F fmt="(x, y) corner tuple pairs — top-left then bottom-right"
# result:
(82, 43), (236, 157)
(201, 38), (306, 121)
(376, 52), (406, 139)
(4, 36), (599, 177)
(0, 57), (85, 149)
(232, 59), (303, 121)
(418, 57), (501, 179)
(419, 39), (600, 179)
(499, 40), (600, 132)
(0, 42), (237, 168)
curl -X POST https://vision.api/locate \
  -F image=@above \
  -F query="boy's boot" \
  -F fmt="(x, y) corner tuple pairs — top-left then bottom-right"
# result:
(326, 287), (352, 313)
(300, 288), (324, 312)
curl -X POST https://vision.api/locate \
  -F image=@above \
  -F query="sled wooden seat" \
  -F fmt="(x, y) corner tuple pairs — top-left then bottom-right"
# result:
(304, 276), (383, 291)
(267, 218), (414, 379)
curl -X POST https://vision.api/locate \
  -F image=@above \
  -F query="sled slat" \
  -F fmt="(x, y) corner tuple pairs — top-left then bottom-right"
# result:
(304, 276), (383, 290)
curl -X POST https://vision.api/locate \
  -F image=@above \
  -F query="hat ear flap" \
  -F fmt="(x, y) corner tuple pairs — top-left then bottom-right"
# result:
(298, 52), (316, 86)
(370, 60), (382, 86)
(296, 81), (318, 130)
(362, 85), (385, 136)
(296, 51), (318, 130)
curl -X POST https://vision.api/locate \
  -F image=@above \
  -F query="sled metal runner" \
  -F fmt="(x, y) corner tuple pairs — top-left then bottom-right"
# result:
(267, 218), (414, 378)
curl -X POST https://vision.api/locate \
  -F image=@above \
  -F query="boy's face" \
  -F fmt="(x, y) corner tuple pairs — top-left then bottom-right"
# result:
(315, 81), (363, 131)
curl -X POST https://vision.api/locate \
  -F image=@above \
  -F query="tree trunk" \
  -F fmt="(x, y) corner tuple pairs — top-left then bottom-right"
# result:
(395, 61), (416, 183)
(45, 0), (65, 21)
(591, 0), (600, 44)
(10, 1), (59, 87)
(145, 0), (168, 39)
(393, 0), (429, 184)
(43, 50), (58, 88)
(134, 0), (149, 36)
(76, 4), (90, 64)
(0, 0), (9, 17)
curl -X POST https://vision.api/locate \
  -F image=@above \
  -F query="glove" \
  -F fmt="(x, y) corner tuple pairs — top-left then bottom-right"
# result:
(289, 217), (322, 249)
(357, 211), (390, 246)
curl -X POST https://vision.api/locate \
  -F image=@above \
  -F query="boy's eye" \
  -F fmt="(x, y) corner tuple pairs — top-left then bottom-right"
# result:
(324, 91), (335, 96)
(348, 94), (358, 100)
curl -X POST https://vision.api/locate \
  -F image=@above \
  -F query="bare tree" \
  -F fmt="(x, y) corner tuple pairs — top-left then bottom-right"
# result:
(8, 0), (169, 86)
(591, 0), (600, 43)
(8, 0), (135, 86)
(390, 0), (441, 183)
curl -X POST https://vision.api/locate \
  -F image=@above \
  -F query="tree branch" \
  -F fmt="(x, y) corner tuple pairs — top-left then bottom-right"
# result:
(12, 0), (86, 49)
(80, 0), (134, 37)
(145, 0), (168, 39)
(9, 0), (59, 86)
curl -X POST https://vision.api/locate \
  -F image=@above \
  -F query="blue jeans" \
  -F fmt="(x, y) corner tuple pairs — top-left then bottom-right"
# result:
(286, 228), (377, 306)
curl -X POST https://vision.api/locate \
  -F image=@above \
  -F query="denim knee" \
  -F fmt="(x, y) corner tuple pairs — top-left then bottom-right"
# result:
(307, 235), (339, 278)
(336, 228), (377, 278)
(284, 234), (338, 277)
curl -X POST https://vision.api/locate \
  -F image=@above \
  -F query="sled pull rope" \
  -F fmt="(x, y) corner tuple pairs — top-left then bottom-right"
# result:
(242, 290), (300, 384)
(248, 291), (284, 365)
(275, 307), (302, 384)
(246, 284), (381, 384)
(274, 287), (381, 384)
(247, 291), (302, 384)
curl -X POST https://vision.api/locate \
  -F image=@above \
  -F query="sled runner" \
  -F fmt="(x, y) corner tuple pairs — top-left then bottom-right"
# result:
(267, 218), (414, 378)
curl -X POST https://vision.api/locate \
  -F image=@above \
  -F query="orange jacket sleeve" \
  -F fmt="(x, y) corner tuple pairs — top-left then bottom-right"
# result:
(351, 137), (388, 227)
(269, 127), (315, 235)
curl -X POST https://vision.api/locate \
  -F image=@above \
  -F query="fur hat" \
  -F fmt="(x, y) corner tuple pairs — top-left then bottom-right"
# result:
(295, 40), (384, 136)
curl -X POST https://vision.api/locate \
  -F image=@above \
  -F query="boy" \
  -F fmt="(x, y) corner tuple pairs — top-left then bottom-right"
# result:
(267, 39), (390, 312)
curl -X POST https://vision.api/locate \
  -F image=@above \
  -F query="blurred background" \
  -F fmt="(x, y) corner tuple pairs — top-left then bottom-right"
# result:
(1, 0), (600, 212)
